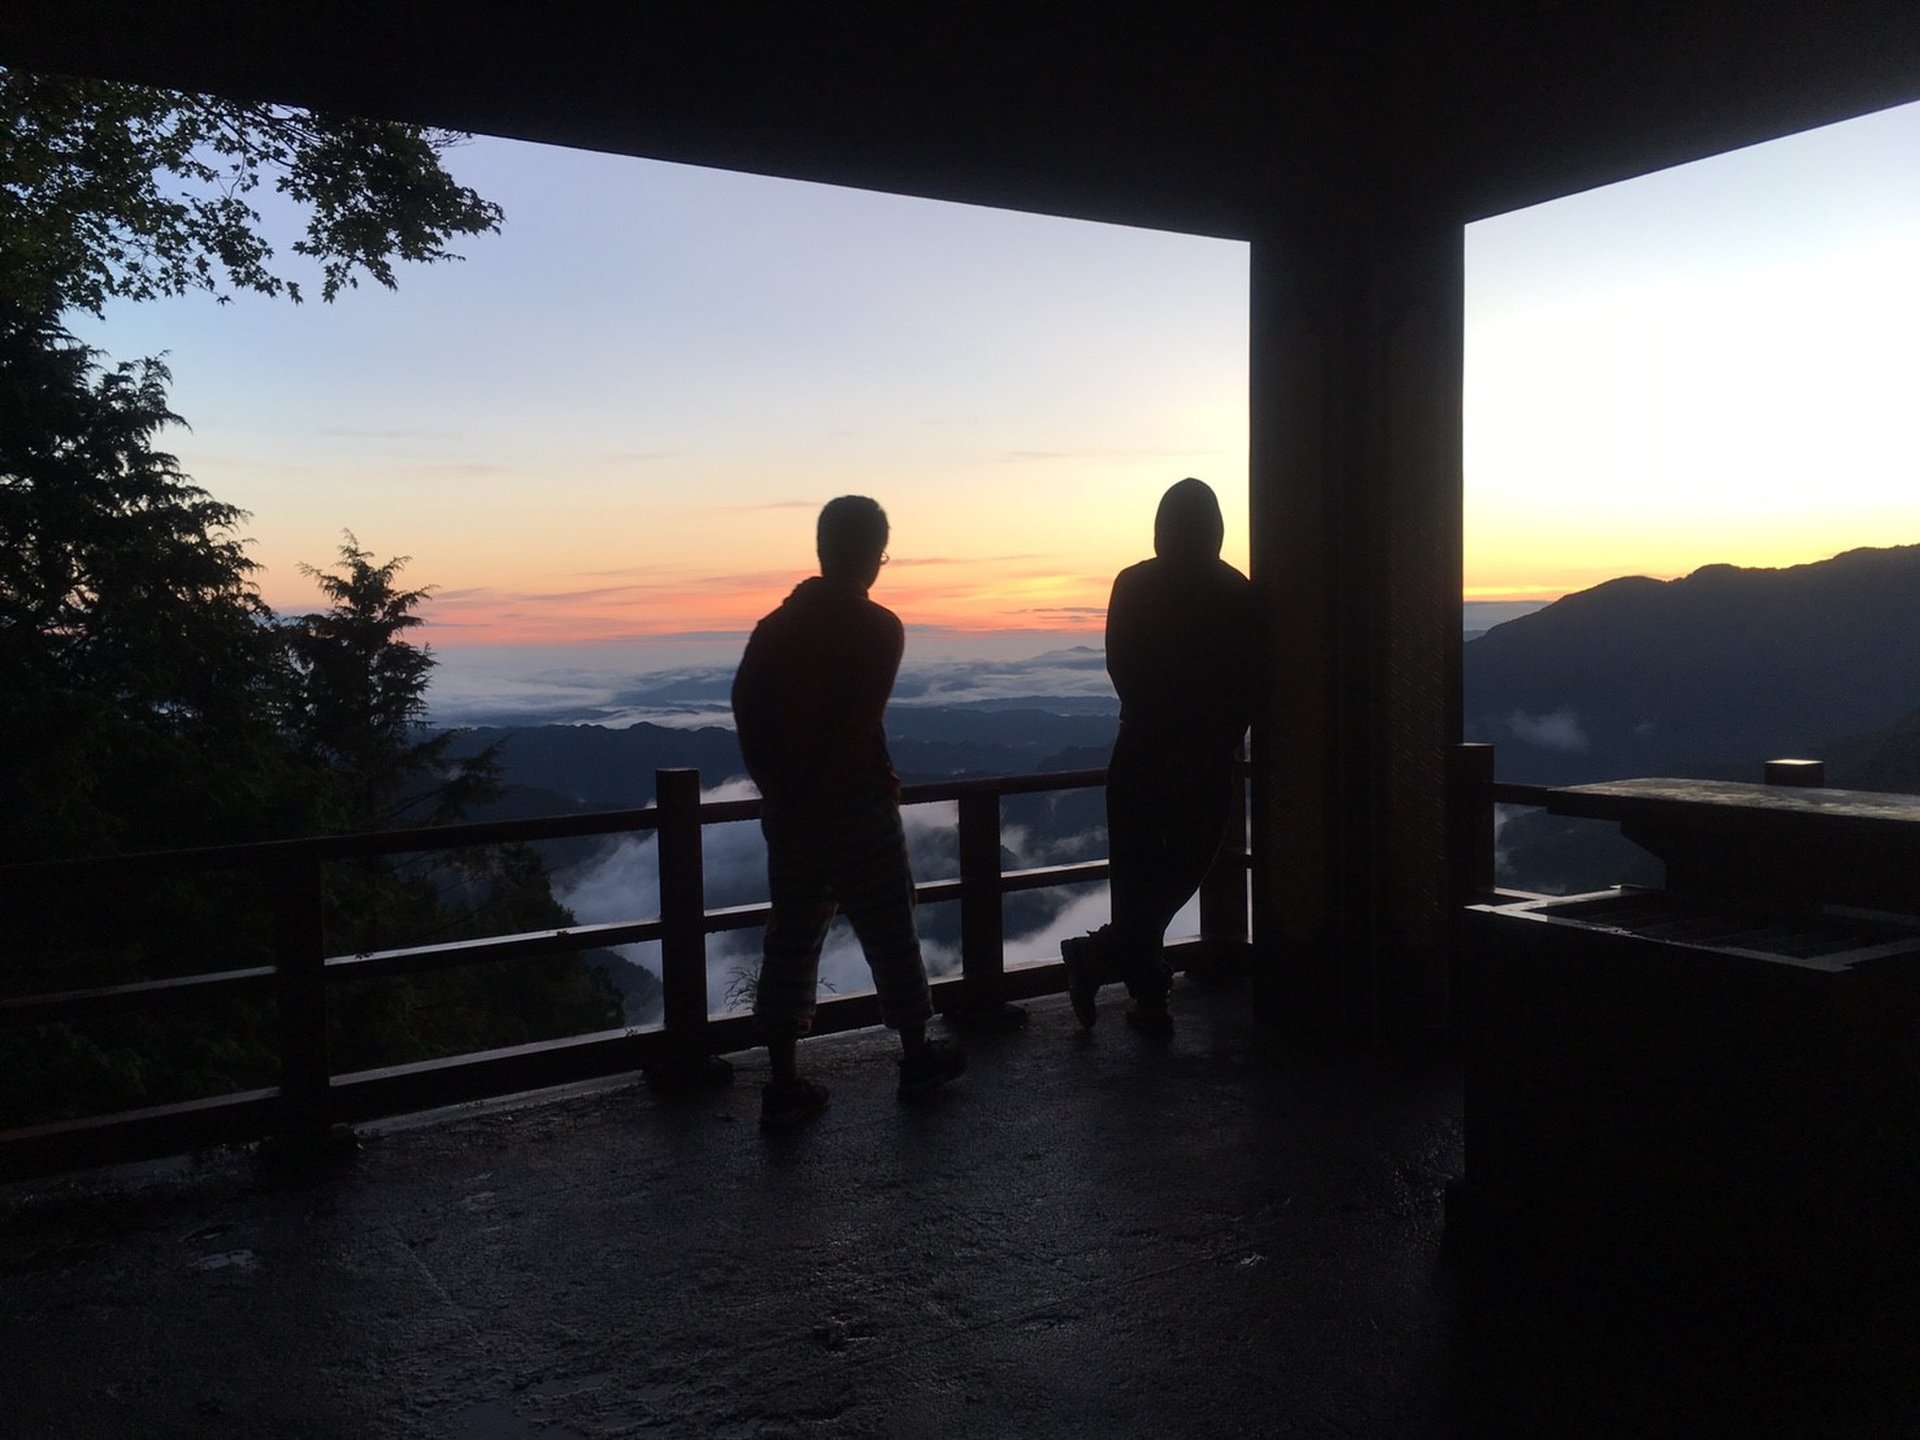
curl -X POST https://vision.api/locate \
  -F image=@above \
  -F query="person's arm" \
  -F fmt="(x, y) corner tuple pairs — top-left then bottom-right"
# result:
(1104, 565), (1151, 706)
(730, 629), (792, 800)
(1224, 570), (1262, 740)
(842, 606), (903, 741)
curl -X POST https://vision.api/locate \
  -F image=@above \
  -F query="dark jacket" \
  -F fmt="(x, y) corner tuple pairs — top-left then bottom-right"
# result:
(1106, 479), (1259, 754)
(731, 576), (903, 813)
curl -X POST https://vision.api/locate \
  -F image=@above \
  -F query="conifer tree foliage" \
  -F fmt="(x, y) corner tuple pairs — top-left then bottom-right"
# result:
(286, 540), (622, 1073)
(285, 537), (513, 954)
(0, 58), (508, 857)
(0, 510), (626, 1124)
(0, 75), (626, 1123)
(0, 306), (294, 862)
(288, 536), (498, 834)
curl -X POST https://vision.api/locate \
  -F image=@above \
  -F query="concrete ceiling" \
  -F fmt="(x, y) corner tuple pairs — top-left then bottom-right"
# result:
(7, 2), (1920, 236)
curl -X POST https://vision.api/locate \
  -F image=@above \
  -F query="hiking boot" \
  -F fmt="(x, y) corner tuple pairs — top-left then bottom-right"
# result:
(898, 1038), (967, 1099)
(760, 1076), (830, 1131)
(1061, 929), (1106, 1030)
(1124, 997), (1173, 1036)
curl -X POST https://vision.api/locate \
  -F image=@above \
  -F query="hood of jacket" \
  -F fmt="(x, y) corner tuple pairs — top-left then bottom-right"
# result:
(1152, 477), (1225, 563)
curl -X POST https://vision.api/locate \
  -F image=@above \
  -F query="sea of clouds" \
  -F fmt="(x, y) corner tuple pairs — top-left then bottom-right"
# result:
(426, 635), (1123, 729)
(552, 775), (1184, 1017)
(430, 606), (1530, 730)
(430, 610), (1508, 1014)
(424, 636), (1149, 1017)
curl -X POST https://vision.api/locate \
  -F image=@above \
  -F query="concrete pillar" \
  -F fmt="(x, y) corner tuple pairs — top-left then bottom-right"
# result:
(1247, 198), (1463, 1036)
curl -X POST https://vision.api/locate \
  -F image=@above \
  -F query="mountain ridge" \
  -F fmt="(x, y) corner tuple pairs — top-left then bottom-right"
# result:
(1466, 543), (1920, 785)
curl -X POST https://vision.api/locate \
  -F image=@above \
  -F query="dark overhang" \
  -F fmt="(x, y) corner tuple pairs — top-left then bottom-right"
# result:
(6, 2), (1920, 236)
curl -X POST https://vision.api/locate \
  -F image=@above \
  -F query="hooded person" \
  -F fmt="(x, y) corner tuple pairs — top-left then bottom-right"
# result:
(1063, 477), (1259, 1032)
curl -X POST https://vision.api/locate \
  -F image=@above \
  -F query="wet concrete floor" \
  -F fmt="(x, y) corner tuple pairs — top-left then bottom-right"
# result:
(3, 981), (1915, 1437)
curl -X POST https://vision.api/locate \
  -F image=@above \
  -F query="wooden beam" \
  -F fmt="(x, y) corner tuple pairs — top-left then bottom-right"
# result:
(1247, 194), (1463, 1035)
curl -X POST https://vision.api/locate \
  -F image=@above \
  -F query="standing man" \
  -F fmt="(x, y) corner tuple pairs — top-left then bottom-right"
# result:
(732, 496), (966, 1128)
(1063, 478), (1259, 1032)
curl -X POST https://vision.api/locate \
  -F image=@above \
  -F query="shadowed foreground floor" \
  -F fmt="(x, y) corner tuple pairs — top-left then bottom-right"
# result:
(3, 981), (1915, 1438)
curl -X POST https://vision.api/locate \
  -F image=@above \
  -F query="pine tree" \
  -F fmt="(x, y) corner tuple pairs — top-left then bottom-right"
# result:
(0, 78), (624, 1122)
(288, 539), (622, 1070)
(288, 536), (498, 834)
(0, 306), (296, 862)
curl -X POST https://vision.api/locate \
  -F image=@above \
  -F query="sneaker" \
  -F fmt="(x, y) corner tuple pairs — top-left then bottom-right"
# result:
(760, 1076), (830, 1131)
(1061, 930), (1105, 1030)
(898, 1038), (968, 1099)
(1123, 998), (1173, 1036)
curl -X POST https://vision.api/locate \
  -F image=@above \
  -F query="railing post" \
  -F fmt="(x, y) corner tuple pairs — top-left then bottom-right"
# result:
(1200, 742), (1251, 948)
(948, 788), (1027, 1029)
(273, 855), (332, 1141)
(647, 768), (732, 1089)
(1451, 742), (1497, 903)
(1765, 758), (1825, 787)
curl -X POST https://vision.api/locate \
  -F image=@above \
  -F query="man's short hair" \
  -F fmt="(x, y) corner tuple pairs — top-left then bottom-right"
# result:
(817, 495), (889, 578)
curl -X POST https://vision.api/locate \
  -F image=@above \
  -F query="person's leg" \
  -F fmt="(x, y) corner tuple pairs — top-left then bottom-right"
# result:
(756, 812), (836, 1112)
(1149, 755), (1235, 934)
(828, 793), (933, 1033)
(1150, 758), (1237, 990)
(829, 794), (963, 1093)
(1109, 742), (1234, 1012)
(1104, 726), (1172, 1005)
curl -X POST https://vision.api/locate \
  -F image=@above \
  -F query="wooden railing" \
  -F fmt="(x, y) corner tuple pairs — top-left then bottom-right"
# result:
(0, 765), (1251, 1179)
(1450, 742), (1920, 913)
(1450, 741), (1560, 904)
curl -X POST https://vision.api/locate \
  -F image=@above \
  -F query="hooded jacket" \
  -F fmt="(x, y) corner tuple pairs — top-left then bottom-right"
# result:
(1105, 478), (1259, 749)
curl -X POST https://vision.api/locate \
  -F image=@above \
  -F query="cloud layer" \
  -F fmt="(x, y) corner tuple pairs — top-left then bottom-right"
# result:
(428, 641), (1122, 728)
(552, 776), (1205, 1019)
(1506, 708), (1590, 754)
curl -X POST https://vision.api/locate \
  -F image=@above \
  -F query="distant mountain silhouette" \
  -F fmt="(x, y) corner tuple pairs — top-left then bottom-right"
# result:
(443, 724), (748, 810)
(442, 709), (1120, 813)
(1466, 545), (1920, 785)
(1830, 706), (1920, 794)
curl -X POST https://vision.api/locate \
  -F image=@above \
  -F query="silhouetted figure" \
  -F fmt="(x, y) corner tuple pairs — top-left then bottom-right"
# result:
(1063, 478), (1258, 1032)
(732, 496), (966, 1128)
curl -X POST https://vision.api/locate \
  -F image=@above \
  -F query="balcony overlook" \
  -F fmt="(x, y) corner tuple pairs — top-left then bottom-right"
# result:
(8, 7), (1920, 1434)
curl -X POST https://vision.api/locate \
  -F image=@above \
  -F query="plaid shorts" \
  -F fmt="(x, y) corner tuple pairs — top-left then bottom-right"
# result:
(754, 792), (933, 1035)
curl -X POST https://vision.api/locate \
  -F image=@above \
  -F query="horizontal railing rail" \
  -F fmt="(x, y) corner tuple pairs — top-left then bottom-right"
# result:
(2, 806), (671, 880)
(1449, 743), (1917, 911)
(1, 761), (1252, 1179)
(1485, 780), (1567, 811)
